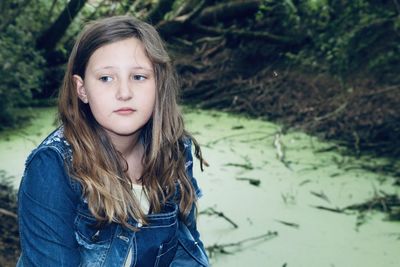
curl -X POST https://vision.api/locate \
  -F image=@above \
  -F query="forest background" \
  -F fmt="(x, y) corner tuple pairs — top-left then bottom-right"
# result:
(0, 0), (399, 265)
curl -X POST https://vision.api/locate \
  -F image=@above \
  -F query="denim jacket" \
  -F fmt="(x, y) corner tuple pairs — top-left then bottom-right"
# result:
(17, 127), (209, 267)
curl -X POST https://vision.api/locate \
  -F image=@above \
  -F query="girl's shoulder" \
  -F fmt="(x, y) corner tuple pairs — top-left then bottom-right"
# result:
(39, 126), (72, 159)
(25, 126), (72, 165)
(22, 126), (81, 196)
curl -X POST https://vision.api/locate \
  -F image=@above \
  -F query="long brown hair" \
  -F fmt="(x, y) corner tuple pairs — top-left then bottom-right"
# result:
(58, 16), (203, 229)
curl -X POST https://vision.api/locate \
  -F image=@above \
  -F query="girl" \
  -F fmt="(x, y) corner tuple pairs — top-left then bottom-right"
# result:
(17, 16), (209, 267)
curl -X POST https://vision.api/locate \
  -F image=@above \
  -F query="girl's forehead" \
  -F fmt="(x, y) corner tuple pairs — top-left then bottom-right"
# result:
(87, 38), (153, 71)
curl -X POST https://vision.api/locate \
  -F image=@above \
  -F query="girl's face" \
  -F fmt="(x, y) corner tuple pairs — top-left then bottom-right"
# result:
(74, 37), (156, 140)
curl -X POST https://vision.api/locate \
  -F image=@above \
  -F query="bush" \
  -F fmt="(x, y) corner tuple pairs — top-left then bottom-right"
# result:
(0, 4), (46, 129)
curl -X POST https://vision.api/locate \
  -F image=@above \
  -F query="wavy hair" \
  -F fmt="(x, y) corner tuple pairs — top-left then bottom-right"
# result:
(58, 16), (203, 229)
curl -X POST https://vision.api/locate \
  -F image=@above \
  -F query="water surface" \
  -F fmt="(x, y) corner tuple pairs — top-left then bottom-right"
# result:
(0, 107), (399, 266)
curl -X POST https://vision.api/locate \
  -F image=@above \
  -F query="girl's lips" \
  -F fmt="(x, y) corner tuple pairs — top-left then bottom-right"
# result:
(114, 108), (135, 115)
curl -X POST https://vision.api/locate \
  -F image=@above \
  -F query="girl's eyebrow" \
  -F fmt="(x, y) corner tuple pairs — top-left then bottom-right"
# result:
(131, 66), (153, 72)
(93, 66), (153, 72)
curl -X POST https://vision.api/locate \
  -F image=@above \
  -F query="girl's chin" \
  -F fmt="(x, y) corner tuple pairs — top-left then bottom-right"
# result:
(103, 127), (142, 138)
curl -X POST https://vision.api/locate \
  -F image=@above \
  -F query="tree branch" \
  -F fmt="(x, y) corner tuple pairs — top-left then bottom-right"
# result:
(156, 0), (206, 37)
(195, 0), (261, 25)
(192, 24), (303, 45)
(145, 0), (175, 25)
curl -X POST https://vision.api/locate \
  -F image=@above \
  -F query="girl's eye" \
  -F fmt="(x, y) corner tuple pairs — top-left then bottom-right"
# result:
(99, 76), (113, 82)
(133, 75), (146, 81)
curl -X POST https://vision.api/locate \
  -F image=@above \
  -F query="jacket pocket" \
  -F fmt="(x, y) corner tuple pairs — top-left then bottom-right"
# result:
(75, 214), (114, 249)
(153, 235), (179, 267)
(74, 213), (115, 267)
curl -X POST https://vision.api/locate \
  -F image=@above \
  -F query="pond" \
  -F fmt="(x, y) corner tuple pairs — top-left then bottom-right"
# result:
(0, 106), (399, 266)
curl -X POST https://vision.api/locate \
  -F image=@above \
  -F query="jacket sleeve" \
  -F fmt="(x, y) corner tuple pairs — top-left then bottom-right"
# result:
(181, 140), (209, 265)
(18, 147), (80, 267)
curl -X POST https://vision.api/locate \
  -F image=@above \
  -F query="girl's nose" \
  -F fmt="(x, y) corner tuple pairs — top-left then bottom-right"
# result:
(116, 79), (133, 100)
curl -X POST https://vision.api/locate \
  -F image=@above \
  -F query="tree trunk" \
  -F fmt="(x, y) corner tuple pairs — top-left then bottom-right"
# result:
(36, 0), (87, 52)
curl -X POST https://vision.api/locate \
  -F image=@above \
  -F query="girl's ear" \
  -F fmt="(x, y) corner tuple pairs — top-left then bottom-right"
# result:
(73, 75), (88, 103)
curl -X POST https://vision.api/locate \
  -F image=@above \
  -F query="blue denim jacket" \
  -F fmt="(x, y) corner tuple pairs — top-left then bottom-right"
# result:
(17, 127), (209, 267)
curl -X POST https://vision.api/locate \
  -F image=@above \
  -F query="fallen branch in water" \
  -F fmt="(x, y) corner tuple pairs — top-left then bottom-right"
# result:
(275, 219), (300, 229)
(199, 207), (238, 228)
(206, 231), (278, 258)
(205, 131), (272, 146)
(236, 177), (261, 187)
(224, 162), (253, 170)
(273, 131), (292, 170)
(310, 190), (331, 203)
(311, 205), (348, 214)
(344, 190), (400, 221)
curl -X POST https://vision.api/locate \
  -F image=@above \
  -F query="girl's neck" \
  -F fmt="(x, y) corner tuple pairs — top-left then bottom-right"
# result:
(107, 131), (142, 158)
(106, 130), (144, 184)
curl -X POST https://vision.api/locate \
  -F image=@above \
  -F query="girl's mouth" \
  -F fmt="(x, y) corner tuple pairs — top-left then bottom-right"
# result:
(115, 108), (135, 115)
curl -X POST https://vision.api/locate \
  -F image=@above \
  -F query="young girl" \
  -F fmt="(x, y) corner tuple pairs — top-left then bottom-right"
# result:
(17, 16), (209, 267)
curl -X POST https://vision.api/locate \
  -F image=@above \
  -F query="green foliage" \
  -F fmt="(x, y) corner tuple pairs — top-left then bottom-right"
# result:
(164, 0), (186, 20)
(0, 0), (70, 129)
(0, 10), (46, 129)
(256, 0), (301, 31)
(0, 0), (398, 130)
(257, 0), (400, 84)
(306, 0), (399, 82)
